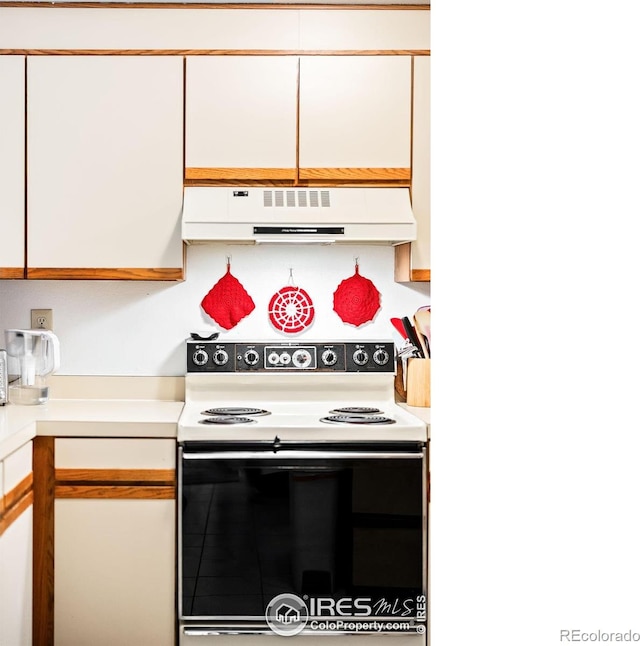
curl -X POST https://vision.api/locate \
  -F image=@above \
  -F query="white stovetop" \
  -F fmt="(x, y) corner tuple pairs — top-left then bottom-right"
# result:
(179, 372), (428, 442)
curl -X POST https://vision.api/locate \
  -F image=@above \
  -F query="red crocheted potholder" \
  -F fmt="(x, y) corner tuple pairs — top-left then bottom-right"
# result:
(269, 286), (315, 334)
(201, 265), (256, 330)
(333, 265), (381, 326)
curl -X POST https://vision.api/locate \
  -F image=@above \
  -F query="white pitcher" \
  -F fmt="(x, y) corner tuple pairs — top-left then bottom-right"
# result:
(5, 329), (61, 405)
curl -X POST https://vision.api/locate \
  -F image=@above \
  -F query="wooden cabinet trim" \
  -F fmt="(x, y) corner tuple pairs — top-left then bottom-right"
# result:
(411, 269), (430, 282)
(0, 267), (25, 279)
(0, 3), (430, 10)
(0, 490), (33, 536)
(27, 267), (184, 281)
(55, 468), (176, 486)
(33, 436), (55, 646)
(55, 467), (177, 498)
(1, 49), (430, 57)
(2, 472), (33, 512)
(55, 485), (175, 499)
(186, 167), (297, 181)
(0, 474), (33, 536)
(299, 167), (411, 181)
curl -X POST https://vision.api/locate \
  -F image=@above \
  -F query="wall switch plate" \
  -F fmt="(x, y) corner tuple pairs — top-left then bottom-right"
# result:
(31, 309), (53, 330)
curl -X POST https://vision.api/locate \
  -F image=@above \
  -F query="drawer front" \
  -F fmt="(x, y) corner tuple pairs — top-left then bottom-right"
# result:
(55, 438), (175, 469)
(3, 441), (32, 493)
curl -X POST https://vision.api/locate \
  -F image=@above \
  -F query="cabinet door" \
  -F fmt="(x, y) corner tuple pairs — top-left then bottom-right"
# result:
(185, 56), (298, 181)
(27, 56), (184, 280)
(395, 55), (430, 283)
(0, 55), (25, 279)
(53, 438), (175, 646)
(299, 56), (412, 182)
(411, 56), (430, 278)
(55, 498), (175, 646)
(0, 442), (33, 646)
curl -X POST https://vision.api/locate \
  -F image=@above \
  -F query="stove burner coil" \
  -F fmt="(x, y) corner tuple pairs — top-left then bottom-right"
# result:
(198, 416), (257, 425)
(320, 415), (396, 425)
(329, 407), (383, 415)
(201, 407), (271, 417)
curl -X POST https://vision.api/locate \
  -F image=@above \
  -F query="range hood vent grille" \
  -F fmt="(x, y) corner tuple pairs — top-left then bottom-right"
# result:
(263, 189), (331, 209)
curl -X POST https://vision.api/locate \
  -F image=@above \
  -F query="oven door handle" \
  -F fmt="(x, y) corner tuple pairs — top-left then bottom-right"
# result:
(183, 450), (423, 460)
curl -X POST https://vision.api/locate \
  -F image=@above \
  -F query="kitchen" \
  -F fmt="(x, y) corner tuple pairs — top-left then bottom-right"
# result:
(0, 2), (430, 645)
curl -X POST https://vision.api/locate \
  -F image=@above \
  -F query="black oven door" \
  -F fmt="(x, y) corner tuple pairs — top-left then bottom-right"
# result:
(179, 441), (427, 633)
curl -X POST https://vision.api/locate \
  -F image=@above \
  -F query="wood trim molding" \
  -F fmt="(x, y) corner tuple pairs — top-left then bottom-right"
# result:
(411, 268), (430, 281)
(299, 167), (412, 181)
(0, 490), (33, 536)
(0, 3), (430, 10)
(394, 243), (431, 283)
(0, 49), (430, 57)
(2, 472), (34, 512)
(0, 267), (25, 279)
(55, 485), (175, 499)
(33, 436), (55, 646)
(185, 167), (297, 181)
(54, 467), (177, 498)
(0, 473), (34, 536)
(55, 468), (176, 486)
(26, 267), (184, 281)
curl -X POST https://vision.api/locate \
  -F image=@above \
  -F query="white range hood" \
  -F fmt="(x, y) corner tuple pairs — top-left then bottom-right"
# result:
(181, 186), (417, 245)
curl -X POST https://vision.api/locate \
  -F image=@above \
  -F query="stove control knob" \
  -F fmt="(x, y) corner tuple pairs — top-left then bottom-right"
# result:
(279, 352), (292, 365)
(268, 352), (280, 366)
(292, 349), (312, 369)
(373, 348), (390, 366)
(321, 349), (338, 366)
(212, 349), (229, 366)
(244, 349), (260, 366)
(353, 349), (369, 366)
(192, 349), (208, 366)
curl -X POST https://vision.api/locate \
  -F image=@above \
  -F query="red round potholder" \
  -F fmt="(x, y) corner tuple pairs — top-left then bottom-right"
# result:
(333, 265), (381, 326)
(201, 266), (256, 330)
(268, 286), (315, 334)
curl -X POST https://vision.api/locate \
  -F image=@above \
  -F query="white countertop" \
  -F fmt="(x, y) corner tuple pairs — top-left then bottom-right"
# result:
(0, 399), (184, 461)
(1, 377), (430, 461)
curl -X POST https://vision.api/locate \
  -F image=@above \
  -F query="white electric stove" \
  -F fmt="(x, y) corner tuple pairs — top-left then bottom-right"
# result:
(177, 338), (428, 646)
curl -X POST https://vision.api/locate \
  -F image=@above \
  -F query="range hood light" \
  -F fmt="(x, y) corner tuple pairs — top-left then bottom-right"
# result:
(254, 238), (336, 246)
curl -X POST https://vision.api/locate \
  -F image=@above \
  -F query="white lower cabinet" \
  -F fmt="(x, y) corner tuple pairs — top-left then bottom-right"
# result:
(54, 438), (176, 646)
(0, 441), (33, 646)
(55, 498), (175, 646)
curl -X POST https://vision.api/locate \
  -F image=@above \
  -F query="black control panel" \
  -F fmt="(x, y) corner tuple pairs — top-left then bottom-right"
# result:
(186, 341), (395, 373)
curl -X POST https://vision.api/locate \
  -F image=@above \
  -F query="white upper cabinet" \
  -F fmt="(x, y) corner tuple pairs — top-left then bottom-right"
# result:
(298, 56), (412, 179)
(412, 56), (430, 274)
(299, 9), (430, 50)
(185, 56), (298, 180)
(27, 56), (184, 279)
(0, 56), (25, 278)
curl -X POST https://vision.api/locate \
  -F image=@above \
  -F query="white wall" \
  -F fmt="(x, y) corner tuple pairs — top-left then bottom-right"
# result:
(0, 244), (429, 376)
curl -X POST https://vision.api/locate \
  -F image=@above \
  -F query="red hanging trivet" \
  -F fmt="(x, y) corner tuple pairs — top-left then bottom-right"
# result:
(333, 262), (381, 327)
(201, 260), (256, 330)
(269, 284), (315, 334)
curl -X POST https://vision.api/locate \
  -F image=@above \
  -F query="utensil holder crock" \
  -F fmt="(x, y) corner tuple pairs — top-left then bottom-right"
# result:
(407, 358), (430, 408)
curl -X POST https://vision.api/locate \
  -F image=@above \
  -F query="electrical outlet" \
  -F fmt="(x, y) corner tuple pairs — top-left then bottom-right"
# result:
(31, 309), (53, 330)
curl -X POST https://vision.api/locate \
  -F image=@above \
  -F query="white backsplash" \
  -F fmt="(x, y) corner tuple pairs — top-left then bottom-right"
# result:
(0, 244), (429, 376)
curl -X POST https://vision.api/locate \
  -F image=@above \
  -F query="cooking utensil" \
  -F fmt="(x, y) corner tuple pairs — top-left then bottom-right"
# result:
(390, 317), (408, 339)
(402, 317), (424, 358)
(413, 315), (430, 358)
(414, 307), (431, 346)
